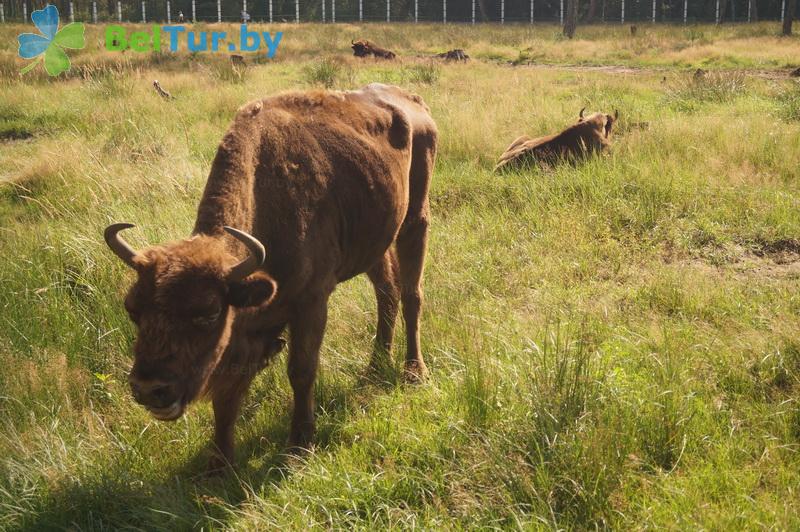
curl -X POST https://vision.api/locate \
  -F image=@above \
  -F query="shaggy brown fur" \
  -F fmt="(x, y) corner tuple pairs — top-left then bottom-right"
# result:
(494, 109), (618, 171)
(436, 49), (469, 62)
(109, 83), (437, 471)
(351, 39), (397, 59)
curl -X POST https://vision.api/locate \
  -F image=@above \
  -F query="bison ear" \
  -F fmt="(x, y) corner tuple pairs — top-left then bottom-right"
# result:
(227, 271), (277, 308)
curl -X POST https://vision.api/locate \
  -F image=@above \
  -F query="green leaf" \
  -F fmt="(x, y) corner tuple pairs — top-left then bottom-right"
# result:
(44, 44), (70, 76)
(19, 57), (42, 75)
(53, 22), (85, 49)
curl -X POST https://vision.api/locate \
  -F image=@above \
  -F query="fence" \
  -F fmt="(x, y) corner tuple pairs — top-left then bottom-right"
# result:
(0, 0), (793, 24)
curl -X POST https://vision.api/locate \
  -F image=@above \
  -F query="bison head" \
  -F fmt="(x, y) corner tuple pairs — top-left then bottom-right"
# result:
(578, 107), (619, 138)
(105, 223), (277, 421)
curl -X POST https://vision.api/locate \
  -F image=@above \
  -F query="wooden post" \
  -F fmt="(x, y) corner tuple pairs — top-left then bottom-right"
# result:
(0, 3), (4, 23)
(683, 0), (687, 23)
(141, 1), (146, 23)
(530, 0), (534, 22)
(192, 0), (196, 21)
(560, 0), (564, 25)
(386, 0), (390, 22)
(295, 0), (299, 22)
(621, 0), (624, 22)
(332, 0), (335, 22)
(651, 0), (655, 22)
(781, 0), (785, 23)
(166, 0), (170, 23)
(443, 0), (446, 23)
(415, 0), (418, 22)
(217, 0), (221, 22)
(269, 0), (273, 22)
(322, 0), (325, 22)
(715, 0), (720, 23)
(501, 0), (504, 23)
(472, 0), (475, 23)
(359, 0), (362, 21)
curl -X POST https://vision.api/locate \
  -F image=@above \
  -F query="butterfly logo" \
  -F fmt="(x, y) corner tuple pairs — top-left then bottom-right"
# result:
(17, 4), (85, 76)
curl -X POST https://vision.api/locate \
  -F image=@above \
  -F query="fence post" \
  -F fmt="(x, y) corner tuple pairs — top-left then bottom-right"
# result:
(0, 4), (4, 23)
(471, 0), (475, 23)
(652, 0), (656, 22)
(23, 1), (27, 22)
(621, 0), (624, 23)
(117, 0), (121, 21)
(166, 0), (170, 23)
(92, 1), (97, 23)
(443, 0), (446, 22)
(242, 0), (246, 21)
(217, 0), (221, 21)
(386, 0), (390, 22)
(70, 1), (74, 22)
(780, 0), (785, 22)
(747, 0), (750, 21)
(269, 0), (272, 22)
(715, 0), (720, 23)
(530, 0), (533, 22)
(415, 0), (418, 22)
(501, 0), (504, 23)
(141, 1), (146, 22)
(559, 0), (563, 25)
(332, 0), (335, 22)
(322, 0), (325, 22)
(192, 0), (196, 21)
(295, 0), (299, 23)
(683, 0), (687, 23)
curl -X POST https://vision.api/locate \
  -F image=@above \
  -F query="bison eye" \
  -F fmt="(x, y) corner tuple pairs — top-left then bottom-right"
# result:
(191, 310), (221, 327)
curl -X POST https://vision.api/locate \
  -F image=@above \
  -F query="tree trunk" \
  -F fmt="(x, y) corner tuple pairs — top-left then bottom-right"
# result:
(564, 0), (579, 38)
(783, 0), (796, 35)
(750, 0), (758, 21)
(585, 0), (598, 21)
(477, 0), (489, 20)
(718, 0), (728, 23)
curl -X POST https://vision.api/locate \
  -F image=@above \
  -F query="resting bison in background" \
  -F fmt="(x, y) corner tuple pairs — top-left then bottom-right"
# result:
(105, 83), (437, 471)
(351, 39), (397, 59)
(494, 108), (618, 171)
(436, 49), (469, 62)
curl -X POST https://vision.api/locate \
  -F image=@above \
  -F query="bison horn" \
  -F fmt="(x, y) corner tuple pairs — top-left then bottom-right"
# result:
(104, 222), (139, 269)
(224, 226), (266, 282)
(579, 107), (586, 119)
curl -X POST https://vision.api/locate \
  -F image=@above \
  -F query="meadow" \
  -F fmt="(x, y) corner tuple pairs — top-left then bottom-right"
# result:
(1, 21), (800, 529)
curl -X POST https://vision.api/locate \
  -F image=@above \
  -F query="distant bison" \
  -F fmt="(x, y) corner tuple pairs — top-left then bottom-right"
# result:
(494, 108), (618, 171)
(351, 39), (397, 59)
(436, 49), (469, 62)
(105, 83), (437, 471)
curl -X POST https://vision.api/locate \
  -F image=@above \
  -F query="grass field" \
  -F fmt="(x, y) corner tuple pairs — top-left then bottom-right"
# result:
(1, 21), (800, 529)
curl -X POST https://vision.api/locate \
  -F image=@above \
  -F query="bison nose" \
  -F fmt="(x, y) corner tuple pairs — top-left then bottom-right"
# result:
(128, 375), (179, 408)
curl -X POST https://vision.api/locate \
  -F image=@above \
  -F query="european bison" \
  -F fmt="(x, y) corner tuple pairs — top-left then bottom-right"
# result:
(351, 39), (397, 59)
(105, 83), (437, 471)
(436, 49), (469, 62)
(494, 108), (618, 171)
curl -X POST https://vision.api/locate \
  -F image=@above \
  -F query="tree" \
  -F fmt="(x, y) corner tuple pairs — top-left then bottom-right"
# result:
(783, 0), (796, 35)
(584, 0), (598, 22)
(749, 0), (758, 22)
(564, 0), (579, 38)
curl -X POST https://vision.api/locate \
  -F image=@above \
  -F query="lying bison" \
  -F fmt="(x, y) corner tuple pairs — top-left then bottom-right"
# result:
(436, 49), (469, 62)
(494, 108), (618, 171)
(105, 83), (437, 471)
(351, 39), (397, 59)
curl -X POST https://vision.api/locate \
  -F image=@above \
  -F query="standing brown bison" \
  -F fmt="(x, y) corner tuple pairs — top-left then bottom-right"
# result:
(104, 83), (437, 471)
(494, 108), (618, 171)
(351, 39), (397, 59)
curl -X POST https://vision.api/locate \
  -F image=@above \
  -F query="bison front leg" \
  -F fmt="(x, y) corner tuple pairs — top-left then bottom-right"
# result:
(287, 294), (329, 450)
(209, 373), (254, 472)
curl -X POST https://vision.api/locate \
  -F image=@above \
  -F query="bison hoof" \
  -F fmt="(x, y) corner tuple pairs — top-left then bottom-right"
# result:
(206, 453), (234, 476)
(403, 359), (428, 384)
(287, 422), (315, 452)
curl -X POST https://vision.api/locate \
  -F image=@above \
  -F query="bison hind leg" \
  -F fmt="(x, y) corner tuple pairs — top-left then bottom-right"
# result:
(366, 248), (401, 381)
